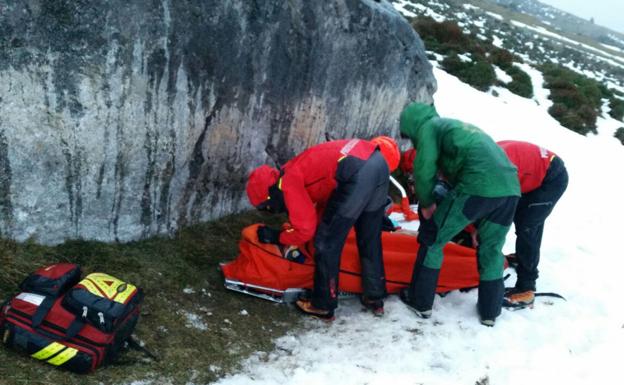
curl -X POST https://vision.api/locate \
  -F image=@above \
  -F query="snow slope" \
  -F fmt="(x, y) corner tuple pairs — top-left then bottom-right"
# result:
(213, 66), (624, 385)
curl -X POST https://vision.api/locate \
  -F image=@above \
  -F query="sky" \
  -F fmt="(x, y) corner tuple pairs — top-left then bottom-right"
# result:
(539, 0), (624, 34)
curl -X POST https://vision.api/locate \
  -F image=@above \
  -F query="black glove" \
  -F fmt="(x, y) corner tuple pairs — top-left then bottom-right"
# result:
(433, 180), (452, 203)
(257, 226), (281, 245)
(382, 216), (398, 232)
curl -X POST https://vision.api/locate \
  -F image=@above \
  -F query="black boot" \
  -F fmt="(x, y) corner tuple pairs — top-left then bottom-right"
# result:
(477, 279), (504, 326)
(400, 266), (440, 319)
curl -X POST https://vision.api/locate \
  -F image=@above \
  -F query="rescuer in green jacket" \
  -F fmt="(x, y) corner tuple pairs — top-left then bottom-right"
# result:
(399, 102), (520, 326)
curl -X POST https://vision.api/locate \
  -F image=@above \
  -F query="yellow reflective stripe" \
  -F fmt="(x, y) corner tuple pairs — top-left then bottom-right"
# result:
(278, 177), (283, 190)
(113, 283), (137, 304)
(337, 155), (346, 162)
(88, 273), (122, 298)
(549, 154), (556, 162)
(32, 342), (65, 360)
(80, 273), (136, 304)
(47, 347), (78, 366)
(80, 278), (103, 297)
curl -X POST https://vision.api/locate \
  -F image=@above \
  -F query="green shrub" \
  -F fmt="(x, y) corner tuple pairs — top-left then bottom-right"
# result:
(541, 64), (603, 134)
(615, 127), (624, 145)
(547, 103), (596, 135)
(412, 17), (529, 96)
(490, 48), (515, 70)
(441, 54), (496, 91)
(413, 17), (470, 51)
(609, 98), (624, 121)
(504, 66), (533, 98)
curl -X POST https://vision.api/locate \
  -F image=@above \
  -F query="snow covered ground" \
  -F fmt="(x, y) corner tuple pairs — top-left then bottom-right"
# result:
(212, 63), (624, 385)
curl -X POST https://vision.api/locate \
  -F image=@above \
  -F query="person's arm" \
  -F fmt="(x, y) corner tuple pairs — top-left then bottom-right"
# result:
(278, 171), (317, 246)
(411, 122), (440, 209)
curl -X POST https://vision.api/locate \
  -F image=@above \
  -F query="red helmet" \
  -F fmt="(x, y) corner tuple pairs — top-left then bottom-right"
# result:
(246, 165), (280, 206)
(371, 136), (400, 172)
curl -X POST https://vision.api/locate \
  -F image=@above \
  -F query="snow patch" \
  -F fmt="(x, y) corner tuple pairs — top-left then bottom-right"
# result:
(462, 4), (479, 11)
(179, 310), (208, 331)
(485, 11), (504, 20)
(493, 65), (512, 83)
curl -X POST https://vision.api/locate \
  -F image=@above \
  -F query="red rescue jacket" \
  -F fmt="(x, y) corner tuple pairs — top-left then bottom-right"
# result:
(278, 139), (377, 246)
(497, 140), (556, 194)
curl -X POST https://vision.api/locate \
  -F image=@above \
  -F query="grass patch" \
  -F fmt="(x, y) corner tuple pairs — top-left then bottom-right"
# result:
(0, 210), (300, 384)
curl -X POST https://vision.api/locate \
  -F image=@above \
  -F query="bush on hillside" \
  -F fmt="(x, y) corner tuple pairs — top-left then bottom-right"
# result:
(504, 66), (533, 98)
(441, 54), (496, 91)
(609, 98), (624, 121)
(541, 64), (606, 134)
(412, 17), (470, 53)
(548, 103), (596, 136)
(412, 17), (532, 98)
(615, 127), (624, 145)
(489, 47), (515, 70)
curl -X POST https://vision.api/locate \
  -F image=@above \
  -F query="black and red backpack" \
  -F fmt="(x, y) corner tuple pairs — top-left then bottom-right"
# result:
(0, 263), (143, 373)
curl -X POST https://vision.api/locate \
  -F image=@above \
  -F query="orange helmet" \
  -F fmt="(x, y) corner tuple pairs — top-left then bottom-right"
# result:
(246, 165), (280, 206)
(371, 136), (400, 172)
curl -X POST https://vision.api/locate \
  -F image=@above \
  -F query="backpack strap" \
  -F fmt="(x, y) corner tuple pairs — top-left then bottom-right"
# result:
(31, 296), (55, 328)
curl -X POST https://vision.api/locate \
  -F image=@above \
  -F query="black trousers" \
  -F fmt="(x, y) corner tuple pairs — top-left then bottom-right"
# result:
(514, 156), (568, 291)
(312, 150), (389, 311)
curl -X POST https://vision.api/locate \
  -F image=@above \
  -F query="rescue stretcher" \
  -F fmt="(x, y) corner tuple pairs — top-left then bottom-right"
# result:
(221, 222), (481, 303)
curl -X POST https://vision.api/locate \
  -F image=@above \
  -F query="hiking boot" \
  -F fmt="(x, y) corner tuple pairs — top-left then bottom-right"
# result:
(360, 296), (384, 317)
(503, 288), (535, 310)
(399, 288), (431, 319)
(295, 298), (335, 321)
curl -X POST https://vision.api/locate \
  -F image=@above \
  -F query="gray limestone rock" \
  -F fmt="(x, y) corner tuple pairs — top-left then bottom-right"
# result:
(0, 0), (435, 244)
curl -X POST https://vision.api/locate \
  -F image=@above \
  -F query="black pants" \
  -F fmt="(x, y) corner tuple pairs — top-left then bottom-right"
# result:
(514, 156), (568, 291)
(312, 150), (389, 311)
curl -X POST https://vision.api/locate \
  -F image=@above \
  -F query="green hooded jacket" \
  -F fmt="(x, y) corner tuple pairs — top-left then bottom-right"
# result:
(399, 102), (520, 207)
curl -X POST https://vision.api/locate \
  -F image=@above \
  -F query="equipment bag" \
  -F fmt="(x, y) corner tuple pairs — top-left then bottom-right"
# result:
(62, 272), (143, 333)
(0, 264), (143, 374)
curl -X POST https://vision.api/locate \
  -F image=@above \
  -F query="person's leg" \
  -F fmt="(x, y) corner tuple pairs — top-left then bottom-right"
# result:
(355, 206), (386, 314)
(514, 157), (568, 291)
(354, 151), (389, 304)
(403, 191), (473, 314)
(311, 176), (360, 312)
(309, 154), (382, 312)
(471, 196), (518, 323)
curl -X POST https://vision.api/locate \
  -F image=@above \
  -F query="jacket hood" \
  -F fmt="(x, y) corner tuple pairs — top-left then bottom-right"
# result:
(399, 102), (439, 139)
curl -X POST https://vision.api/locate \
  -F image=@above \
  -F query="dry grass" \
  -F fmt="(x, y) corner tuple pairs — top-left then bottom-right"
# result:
(0, 210), (301, 385)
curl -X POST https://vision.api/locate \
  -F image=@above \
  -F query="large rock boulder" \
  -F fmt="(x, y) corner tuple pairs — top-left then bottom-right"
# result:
(0, 0), (435, 244)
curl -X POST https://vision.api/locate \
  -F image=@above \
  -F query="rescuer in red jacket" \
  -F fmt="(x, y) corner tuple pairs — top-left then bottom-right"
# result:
(497, 140), (568, 309)
(246, 137), (400, 319)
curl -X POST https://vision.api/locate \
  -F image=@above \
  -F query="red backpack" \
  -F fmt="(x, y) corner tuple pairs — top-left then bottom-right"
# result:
(0, 263), (143, 373)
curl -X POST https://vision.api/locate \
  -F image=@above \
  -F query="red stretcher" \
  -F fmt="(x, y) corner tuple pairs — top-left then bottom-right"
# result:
(221, 223), (481, 303)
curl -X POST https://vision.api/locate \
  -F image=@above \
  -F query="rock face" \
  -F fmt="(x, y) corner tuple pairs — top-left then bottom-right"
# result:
(0, 0), (435, 244)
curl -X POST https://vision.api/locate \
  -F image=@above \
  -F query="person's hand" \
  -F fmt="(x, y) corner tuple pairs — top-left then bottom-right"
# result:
(420, 203), (437, 220)
(257, 226), (281, 244)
